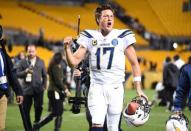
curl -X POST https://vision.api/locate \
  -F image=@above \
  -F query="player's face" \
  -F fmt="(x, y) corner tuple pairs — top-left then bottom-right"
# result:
(27, 45), (37, 59)
(98, 9), (114, 34)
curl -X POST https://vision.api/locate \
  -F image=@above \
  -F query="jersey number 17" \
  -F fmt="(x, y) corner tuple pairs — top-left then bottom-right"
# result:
(95, 47), (114, 70)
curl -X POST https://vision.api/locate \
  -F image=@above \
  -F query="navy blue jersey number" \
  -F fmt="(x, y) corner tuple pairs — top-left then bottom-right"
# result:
(95, 47), (114, 69)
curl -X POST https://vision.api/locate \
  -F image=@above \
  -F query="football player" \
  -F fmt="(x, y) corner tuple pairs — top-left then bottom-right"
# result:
(64, 4), (147, 131)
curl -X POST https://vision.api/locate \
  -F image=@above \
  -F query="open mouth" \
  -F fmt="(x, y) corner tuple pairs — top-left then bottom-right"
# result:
(107, 22), (112, 26)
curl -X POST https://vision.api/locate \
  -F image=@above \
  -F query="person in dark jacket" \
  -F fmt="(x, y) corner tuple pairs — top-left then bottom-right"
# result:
(33, 52), (71, 131)
(16, 44), (47, 130)
(163, 56), (179, 110)
(173, 56), (191, 112)
(0, 25), (23, 131)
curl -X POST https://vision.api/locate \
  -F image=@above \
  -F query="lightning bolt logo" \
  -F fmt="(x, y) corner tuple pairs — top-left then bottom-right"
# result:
(173, 122), (181, 131)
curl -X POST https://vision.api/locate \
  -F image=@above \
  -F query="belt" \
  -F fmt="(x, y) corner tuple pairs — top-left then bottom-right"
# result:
(0, 76), (7, 84)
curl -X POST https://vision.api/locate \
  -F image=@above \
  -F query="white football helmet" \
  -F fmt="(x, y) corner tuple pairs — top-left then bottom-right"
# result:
(166, 112), (189, 131)
(123, 96), (151, 127)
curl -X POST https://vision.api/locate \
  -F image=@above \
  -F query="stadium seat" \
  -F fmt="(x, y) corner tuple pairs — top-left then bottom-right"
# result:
(0, 1), (148, 45)
(115, 0), (191, 36)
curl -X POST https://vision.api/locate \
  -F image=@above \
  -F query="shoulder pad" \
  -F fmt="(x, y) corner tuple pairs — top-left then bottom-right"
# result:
(80, 30), (93, 38)
(118, 29), (133, 38)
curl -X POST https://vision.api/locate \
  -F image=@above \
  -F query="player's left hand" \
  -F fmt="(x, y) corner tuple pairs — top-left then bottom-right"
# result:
(134, 81), (148, 100)
(137, 89), (148, 100)
(16, 96), (24, 104)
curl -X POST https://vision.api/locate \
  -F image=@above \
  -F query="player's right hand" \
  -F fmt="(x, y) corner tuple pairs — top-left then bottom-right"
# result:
(63, 36), (73, 49)
(25, 67), (33, 74)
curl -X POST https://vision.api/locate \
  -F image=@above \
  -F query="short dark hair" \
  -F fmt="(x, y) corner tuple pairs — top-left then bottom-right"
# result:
(173, 54), (180, 61)
(165, 56), (171, 63)
(26, 43), (37, 51)
(95, 4), (114, 25)
(54, 52), (63, 65)
(48, 52), (63, 74)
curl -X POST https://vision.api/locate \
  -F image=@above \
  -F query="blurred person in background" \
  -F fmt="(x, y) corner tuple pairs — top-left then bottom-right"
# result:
(0, 25), (23, 131)
(33, 52), (71, 131)
(37, 27), (45, 47)
(48, 54), (68, 112)
(8, 51), (26, 104)
(152, 57), (172, 107)
(12, 51), (26, 69)
(163, 56), (179, 111)
(16, 44), (47, 130)
(173, 54), (185, 70)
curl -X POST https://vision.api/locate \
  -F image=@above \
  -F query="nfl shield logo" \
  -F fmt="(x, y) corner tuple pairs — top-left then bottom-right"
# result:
(112, 39), (118, 46)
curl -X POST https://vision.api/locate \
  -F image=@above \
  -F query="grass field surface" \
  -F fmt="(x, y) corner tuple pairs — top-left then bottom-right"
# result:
(6, 89), (191, 131)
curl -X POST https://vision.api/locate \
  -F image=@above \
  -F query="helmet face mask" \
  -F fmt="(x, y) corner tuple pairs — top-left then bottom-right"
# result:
(123, 96), (151, 127)
(166, 113), (189, 131)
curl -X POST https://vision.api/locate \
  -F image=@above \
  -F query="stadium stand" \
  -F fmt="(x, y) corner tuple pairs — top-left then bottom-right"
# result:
(0, 1), (75, 40)
(147, 0), (191, 37)
(126, 51), (191, 72)
(125, 51), (191, 89)
(0, 0), (148, 45)
(7, 45), (53, 68)
(1, 0), (190, 89)
(115, 0), (191, 37)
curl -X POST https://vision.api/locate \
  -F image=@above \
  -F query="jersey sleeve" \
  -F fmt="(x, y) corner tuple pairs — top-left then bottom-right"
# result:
(124, 34), (136, 48)
(77, 30), (93, 51)
(118, 29), (136, 49)
(173, 65), (190, 110)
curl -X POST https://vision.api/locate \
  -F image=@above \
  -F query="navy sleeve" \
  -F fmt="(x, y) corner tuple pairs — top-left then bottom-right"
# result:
(173, 67), (189, 110)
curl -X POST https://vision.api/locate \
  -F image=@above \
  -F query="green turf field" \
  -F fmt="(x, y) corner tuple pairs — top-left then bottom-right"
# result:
(6, 89), (191, 131)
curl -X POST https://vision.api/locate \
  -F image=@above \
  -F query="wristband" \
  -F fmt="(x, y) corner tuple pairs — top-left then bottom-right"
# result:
(133, 76), (141, 82)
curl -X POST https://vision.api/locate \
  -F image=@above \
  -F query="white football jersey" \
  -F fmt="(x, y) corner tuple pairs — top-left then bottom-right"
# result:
(77, 29), (136, 85)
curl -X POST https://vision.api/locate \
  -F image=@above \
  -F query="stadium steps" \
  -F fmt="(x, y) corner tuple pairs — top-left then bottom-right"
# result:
(0, 1), (75, 40)
(115, 0), (191, 37)
(19, 2), (148, 45)
(115, 0), (167, 35)
(0, 1), (148, 45)
(147, 0), (191, 37)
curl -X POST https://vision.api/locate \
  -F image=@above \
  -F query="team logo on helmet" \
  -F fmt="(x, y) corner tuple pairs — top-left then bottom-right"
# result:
(166, 112), (189, 131)
(111, 39), (118, 46)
